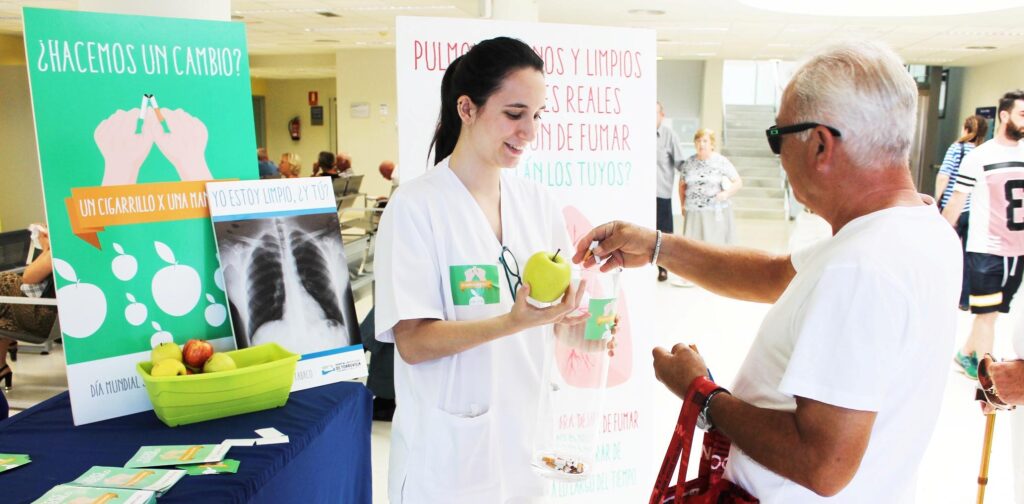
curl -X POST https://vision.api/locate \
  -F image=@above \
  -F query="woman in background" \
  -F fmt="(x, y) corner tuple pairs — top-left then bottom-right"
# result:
(278, 152), (301, 178)
(934, 114), (988, 312)
(680, 128), (743, 245)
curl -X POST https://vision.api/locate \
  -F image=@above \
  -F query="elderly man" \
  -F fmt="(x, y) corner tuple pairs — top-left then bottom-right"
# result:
(574, 42), (960, 501)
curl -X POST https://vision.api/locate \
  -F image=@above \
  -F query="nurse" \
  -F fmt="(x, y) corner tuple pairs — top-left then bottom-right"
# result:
(374, 37), (589, 503)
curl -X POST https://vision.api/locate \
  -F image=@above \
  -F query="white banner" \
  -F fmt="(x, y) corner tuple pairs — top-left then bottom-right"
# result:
(396, 16), (657, 501)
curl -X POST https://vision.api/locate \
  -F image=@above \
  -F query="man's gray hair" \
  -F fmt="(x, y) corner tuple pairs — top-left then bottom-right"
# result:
(787, 41), (917, 168)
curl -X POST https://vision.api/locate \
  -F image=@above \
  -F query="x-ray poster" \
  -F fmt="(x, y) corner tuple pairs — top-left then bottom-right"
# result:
(206, 177), (367, 389)
(23, 8), (256, 424)
(397, 17), (655, 501)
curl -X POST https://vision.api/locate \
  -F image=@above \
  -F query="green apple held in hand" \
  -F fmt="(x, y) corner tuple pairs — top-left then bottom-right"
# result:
(151, 342), (182, 364)
(522, 249), (571, 303)
(203, 353), (238, 373)
(151, 359), (187, 377)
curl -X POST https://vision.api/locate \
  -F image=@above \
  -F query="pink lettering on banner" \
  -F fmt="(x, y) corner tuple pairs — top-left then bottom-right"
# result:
(412, 40), (473, 71)
(602, 410), (639, 433)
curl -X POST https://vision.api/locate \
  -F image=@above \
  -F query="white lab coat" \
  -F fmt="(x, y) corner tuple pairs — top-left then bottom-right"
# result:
(374, 158), (571, 503)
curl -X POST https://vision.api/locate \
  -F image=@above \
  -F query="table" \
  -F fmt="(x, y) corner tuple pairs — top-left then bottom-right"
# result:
(0, 381), (372, 504)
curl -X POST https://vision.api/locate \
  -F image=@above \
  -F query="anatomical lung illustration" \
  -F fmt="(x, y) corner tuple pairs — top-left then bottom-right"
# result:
(213, 214), (359, 356)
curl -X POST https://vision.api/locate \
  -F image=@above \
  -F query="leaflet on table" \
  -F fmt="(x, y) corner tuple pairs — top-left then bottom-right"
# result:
(205, 177), (368, 392)
(178, 458), (240, 475)
(70, 466), (185, 496)
(124, 444), (229, 468)
(31, 485), (155, 504)
(0, 453), (31, 473)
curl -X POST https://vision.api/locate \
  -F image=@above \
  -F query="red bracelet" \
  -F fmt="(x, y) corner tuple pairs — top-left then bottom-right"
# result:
(688, 375), (719, 400)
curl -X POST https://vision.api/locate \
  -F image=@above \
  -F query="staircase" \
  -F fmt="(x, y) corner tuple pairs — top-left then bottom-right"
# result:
(721, 104), (787, 220)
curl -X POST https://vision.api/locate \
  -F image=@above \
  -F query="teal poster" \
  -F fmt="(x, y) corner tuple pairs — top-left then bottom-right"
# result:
(23, 8), (256, 424)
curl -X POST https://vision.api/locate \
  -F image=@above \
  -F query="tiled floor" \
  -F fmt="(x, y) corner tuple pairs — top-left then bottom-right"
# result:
(5, 215), (1021, 503)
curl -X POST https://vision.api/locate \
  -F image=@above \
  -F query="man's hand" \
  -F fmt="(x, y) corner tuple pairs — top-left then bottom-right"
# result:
(988, 360), (1024, 405)
(572, 221), (657, 272)
(652, 343), (708, 400)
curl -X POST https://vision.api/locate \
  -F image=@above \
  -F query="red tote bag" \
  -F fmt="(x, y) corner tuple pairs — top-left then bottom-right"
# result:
(649, 379), (758, 504)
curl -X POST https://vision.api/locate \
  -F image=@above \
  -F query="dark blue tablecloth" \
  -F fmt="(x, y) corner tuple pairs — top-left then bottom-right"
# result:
(0, 381), (372, 504)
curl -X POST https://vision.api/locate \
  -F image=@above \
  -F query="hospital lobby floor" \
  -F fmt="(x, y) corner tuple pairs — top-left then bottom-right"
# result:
(4, 215), (1020, 503)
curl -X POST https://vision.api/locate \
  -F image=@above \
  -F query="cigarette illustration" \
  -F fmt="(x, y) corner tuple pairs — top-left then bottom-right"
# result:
(92, 493), (120, 504)
(124, 470), (155, 486)
(134, 94), (172, 134)
(134, 95), (149, 134)
(149, 95), (171, 134)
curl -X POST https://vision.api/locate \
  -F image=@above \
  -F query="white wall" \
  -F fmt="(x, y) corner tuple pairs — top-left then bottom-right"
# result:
(0, 35), (45, 230)
(335, 49), (398, 201)
(657, 59), (704, 150)
(263, 77), (337, 178)
(959, 55), (1024, 131)
(700, 59), (724, 138)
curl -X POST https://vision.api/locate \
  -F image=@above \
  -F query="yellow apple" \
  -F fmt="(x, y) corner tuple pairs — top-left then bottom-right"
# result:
(151, 342), (182, 364)
(522, 249), (571, 302)
(151, 359), (187, 377)
(203, 353), (237, 373)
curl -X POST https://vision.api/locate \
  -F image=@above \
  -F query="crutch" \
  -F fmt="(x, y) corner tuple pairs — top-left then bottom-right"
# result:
(977, 413), (996, 504)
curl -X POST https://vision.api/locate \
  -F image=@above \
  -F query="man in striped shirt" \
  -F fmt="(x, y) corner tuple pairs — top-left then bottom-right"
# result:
(942, 90), (1024, 379)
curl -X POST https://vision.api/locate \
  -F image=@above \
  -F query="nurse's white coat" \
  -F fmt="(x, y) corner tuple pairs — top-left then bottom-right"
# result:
(375, 158), (571, 503)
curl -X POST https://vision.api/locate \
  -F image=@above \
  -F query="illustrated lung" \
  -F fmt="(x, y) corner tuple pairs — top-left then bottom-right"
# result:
(246, 231), (286, 339)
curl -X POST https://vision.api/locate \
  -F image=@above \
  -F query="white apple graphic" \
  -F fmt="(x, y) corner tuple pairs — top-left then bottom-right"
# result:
(52, 258), (107, 338)
(111, 242), (138, 281)
(213, 267), (225, 291)
(151, 241), (201, 317)
(150, 321), (173, 348)
(204, 293), (227, 326)
(124, 293), (148, 326)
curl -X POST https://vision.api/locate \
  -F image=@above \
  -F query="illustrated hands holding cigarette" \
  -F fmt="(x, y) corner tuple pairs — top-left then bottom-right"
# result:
(96, 104), (212, 186)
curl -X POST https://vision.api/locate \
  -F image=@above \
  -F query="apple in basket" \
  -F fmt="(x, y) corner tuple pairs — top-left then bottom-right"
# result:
(182, 339), (214, 369)
(203, 353), (237, 373)
(151, 342), (182, 365)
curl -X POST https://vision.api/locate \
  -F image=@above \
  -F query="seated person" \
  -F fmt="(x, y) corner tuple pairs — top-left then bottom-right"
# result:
(374, 160), (399, 206)
(0, 227), (57, 390)
(312, 151), (338, 178)
(335, 152), (354, 178)
(278, 152), (301, 178)
(257, 148), (278, 179)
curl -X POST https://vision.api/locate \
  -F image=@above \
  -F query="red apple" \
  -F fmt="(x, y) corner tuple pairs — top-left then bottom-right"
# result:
(182, 339), (214, 369)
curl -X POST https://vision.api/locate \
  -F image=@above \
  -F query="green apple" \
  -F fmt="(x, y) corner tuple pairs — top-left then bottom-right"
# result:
(522, 249), (572, 303)
(203, 353), (238, 373)
(151, 342), (182, 365)
(151, 359), (187, 377)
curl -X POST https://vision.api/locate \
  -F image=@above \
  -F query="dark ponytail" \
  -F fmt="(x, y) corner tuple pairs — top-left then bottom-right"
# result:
(429, 37), (544, 165)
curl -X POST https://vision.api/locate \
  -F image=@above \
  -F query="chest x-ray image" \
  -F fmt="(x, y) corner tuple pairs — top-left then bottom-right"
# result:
(213, 214), (359, 355)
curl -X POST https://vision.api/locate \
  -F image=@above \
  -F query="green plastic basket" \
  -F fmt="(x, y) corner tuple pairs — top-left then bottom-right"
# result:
(137, 343), (300, 427)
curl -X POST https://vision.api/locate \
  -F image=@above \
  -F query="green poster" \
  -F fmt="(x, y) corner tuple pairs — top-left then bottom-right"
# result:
(449, 265), (501, 305)
(23, 8), (256, 424)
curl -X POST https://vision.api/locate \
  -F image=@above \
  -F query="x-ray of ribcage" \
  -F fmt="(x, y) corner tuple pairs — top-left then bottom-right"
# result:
(215, 215), (359, 355)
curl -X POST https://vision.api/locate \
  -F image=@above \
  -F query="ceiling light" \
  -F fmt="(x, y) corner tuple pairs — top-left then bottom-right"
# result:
(339, 5), (458, 11)
(628, 9), (666, 15)
(948, 29), (1024, 37)
(315, 39), (339, 43)
(965, 45), (998, 50)
(316, 11), (341, 18)
(739, 0), (1024, 17)
(304, 26), (389, 33)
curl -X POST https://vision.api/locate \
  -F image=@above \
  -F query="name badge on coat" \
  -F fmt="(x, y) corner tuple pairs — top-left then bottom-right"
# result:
(449, 265), (501, 306)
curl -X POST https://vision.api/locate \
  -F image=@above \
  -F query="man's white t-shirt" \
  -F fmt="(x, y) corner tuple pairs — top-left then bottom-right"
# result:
(953, 139), (1024, 256)
(723, 203), (961, 503)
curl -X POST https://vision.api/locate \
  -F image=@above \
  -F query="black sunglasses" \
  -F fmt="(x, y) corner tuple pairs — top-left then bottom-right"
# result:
(765, 123), (842, 155)
(498, 246), (522, 302)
